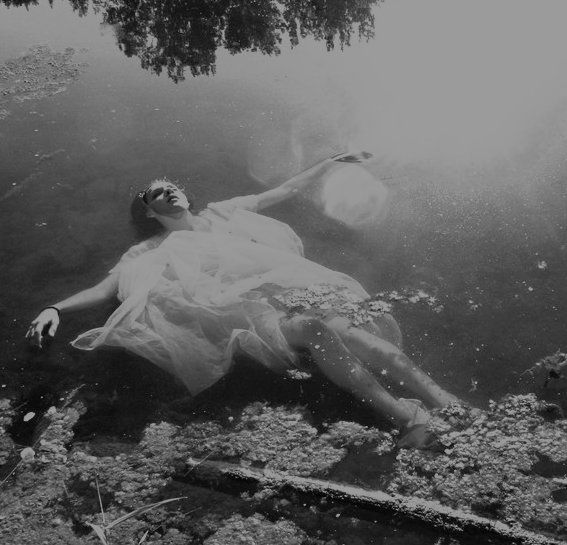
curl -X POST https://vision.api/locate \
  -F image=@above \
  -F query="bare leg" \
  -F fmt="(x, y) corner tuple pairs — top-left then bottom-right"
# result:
(280, 315), (422, 425)
(324, 316), (459, 408)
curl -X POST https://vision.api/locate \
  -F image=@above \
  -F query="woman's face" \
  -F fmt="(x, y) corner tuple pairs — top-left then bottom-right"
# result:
(143, 180), (190, 216)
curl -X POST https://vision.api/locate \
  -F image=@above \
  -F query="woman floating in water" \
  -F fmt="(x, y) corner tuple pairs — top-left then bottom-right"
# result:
(27, 152), (458, 430)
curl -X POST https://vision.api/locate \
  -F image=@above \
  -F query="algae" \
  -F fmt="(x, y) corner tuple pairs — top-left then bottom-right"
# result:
(522, 351), (567, 389)
(2, 391), (566, 543)
(0, 45), (86, 119)
(274, 283), (443, 328)
(0, 398), (15, 466)
(173, 402), (394, 477)
(203, 513), (306, 545)
(388, 395), (567, 537)
(0, 404), (86, 545)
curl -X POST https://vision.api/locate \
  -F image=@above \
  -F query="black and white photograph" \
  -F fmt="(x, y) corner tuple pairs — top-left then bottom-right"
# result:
(1, 1), (567, 544)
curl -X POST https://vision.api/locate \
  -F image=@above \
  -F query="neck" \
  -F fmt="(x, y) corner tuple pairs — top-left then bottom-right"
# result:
(155, 209), (196, 232)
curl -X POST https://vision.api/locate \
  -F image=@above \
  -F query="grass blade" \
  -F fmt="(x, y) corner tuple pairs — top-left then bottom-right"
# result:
(106, 497), (185, 530)
(85, 522), (108, 545)
(95, 476), (106, 524)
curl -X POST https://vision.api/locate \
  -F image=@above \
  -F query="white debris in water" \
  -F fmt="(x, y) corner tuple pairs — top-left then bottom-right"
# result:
(467, 299), (480, 311)
(20, 447), (35, 461)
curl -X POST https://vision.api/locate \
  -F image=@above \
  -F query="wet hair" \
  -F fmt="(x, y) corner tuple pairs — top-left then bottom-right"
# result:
(130, 178), (195, 239)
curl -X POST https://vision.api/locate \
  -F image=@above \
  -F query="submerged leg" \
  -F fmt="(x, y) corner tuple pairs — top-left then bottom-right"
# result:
(324, 316), (459, 408)
(280, 315), (422, 425)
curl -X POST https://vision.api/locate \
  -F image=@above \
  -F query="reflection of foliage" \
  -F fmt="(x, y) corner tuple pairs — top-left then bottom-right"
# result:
(1, 0), (44, 6)
(106, 0), (226, 80)
(1, 0), (377, 82)
(104, 0), (377, 81)
(283, 0), (376, 50)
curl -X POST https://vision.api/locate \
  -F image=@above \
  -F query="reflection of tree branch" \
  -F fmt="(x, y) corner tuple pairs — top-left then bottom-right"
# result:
(282, 0), (375, 51)
(1, 0), (45, 6)
(105, 0), (227, 80)
(68, 0), (90, 17)
(2, 0), (377, 82)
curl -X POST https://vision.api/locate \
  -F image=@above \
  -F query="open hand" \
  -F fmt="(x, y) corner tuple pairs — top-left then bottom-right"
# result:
(332, 151), (374, 163)
(26, 307), (60, 348)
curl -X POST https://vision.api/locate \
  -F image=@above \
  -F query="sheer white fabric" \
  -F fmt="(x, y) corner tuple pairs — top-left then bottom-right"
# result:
(72, 197), (367, 395)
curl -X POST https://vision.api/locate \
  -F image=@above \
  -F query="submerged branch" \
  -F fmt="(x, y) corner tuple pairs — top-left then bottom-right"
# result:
(180, 457), (564, 545)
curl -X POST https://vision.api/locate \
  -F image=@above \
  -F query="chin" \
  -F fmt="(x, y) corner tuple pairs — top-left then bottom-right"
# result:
(171, 206), (190, 215)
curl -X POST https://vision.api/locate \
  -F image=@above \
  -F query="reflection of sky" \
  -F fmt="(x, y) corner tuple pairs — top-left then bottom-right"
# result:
(346, 0), (567, 166)
(218, 0), (567, 178)
(217, 0), (567, 224)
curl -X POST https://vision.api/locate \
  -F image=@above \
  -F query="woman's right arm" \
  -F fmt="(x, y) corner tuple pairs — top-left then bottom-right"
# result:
(26, 271), (119, 348)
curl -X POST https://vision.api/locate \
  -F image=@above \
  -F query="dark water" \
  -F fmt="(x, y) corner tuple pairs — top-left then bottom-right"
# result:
(2, 0), (567, 541)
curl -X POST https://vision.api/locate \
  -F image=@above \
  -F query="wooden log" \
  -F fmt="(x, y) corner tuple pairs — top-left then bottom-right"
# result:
(181, 457), (566, 545)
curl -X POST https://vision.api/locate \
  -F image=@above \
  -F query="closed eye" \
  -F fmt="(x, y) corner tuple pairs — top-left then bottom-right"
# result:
(144, 184), (184, 203)
(147, 187), (165, 201)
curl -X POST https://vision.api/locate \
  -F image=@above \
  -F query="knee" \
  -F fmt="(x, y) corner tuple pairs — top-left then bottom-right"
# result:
(381, 313), (403, 349)
(282, 315), (335, 347)
(298, 317), (334, 343)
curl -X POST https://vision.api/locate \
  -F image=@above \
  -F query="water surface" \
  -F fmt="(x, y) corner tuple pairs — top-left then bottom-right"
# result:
(2, 0), (567, 483)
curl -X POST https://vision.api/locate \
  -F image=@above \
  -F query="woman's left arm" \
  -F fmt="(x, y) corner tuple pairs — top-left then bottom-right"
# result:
(254, 156), (339, 210)
(253, 151), (373, 210)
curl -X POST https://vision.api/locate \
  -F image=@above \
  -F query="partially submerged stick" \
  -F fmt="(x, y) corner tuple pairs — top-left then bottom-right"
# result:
(181, 457), (565, 545)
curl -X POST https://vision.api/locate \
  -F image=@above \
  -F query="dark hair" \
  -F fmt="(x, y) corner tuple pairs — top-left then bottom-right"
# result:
(130, 178), (195, 239)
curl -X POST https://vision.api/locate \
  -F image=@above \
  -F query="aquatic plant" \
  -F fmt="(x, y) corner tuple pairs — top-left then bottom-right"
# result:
(3, 389), (567, 542)
(0, 46), (86, 120)
(388, 395), (567, 536)
(274, 284), (394, 327)
(203, 513), (306, 545)
(273, 284), (445, 330)
(522, 350), (567, 389)
(321, 420), (393, 452)
(373, 287), (444, 313)
(86, 486), (185, 545)
(69, 448), (176, 508)
(176, 402), (393, 476)
(34, 405), (84, 464)
(0, 404), (85, 544)
(0, 398), (15, 466)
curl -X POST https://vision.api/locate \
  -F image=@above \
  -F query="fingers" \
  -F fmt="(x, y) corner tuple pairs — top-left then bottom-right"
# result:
(34, 328), (43, 348)
(48, 320), (59, 338)
(29, 324), (44, 348)
(332, 151), (374, 163)
(25, 322), (43, 348)
(25, 316), (59, 348)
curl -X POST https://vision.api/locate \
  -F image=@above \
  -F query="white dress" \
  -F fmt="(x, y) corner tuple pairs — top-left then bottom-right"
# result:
(71, 195), (370, 395)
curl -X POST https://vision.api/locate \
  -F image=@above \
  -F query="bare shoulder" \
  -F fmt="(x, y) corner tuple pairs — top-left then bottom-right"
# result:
(206, 195), (259, 217)
(109, 233), (167, 273)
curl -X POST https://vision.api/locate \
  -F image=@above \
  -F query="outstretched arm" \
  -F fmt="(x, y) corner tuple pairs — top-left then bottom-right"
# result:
(254, 151), (372, 211)
(26, 271), (119, 348)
